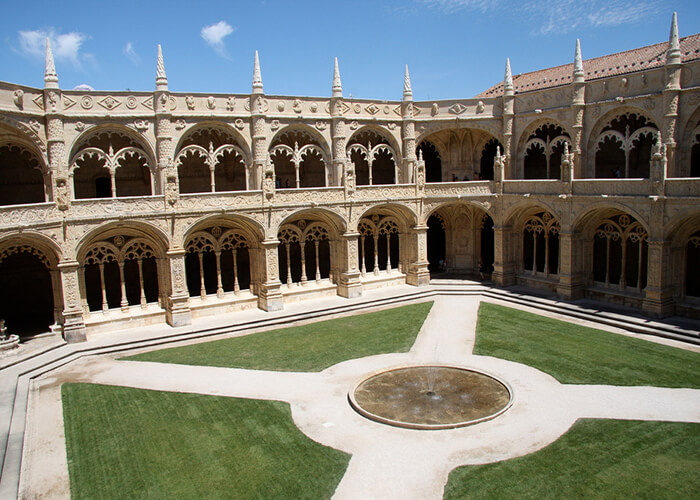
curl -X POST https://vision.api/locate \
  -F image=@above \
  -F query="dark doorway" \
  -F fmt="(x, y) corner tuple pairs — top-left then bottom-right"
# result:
(427, 215), (446, 272)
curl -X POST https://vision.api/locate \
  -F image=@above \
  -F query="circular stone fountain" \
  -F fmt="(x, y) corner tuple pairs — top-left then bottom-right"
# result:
(348, 365), (512, 430)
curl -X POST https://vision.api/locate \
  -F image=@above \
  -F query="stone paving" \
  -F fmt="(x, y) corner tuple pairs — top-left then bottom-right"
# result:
(16, 294), (700, 499)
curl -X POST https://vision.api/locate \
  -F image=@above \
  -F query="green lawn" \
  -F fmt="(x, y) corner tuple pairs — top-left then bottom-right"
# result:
(473, 302), (700, 387)
(444, 419), (700, 499)
(62, 383), (350, 500)
(123, 301), (433, 372)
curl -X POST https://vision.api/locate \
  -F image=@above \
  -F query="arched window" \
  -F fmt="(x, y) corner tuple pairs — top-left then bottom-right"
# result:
(593, 214), (648, 291)
(0, 145), (47, 205)
(176, 127), (248, 194)
(480, 138), (503, 181)
(347, 130), (397, 185)
(416, 142), (441, 182)
(82, 237), (160, 312)
(70, 132), (153, 199)
(184, 227), (251, 298)
(594, 113), (657, 178)
(270, 130), (327, 189)
(358, 216), (400, 275)
(690, 124), (700, 178)
(278, 220), (332, 285)
(523, 211), (560, 276)
(523, 124), (570, 179)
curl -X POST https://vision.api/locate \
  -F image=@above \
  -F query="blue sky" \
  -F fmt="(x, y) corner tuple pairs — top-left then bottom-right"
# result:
(1, 0), (697, 100)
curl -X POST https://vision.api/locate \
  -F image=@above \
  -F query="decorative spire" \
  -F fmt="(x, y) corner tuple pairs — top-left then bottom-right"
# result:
(667, 12), (680, 61)
(573, 39), (584, 81)
(504, 58), (513, 96)
(403, 65), (412, 100)
(44, 38), (58, 88)
(156, 44), (168, 91)
(332, 57), (342, 98)
(252, 50), (263, 93)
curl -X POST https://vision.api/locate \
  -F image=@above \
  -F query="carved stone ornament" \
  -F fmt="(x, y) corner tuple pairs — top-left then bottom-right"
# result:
(55, 175), (70, 211)
(174, 119), (186, 130)
(383, 105), (390, 114)
(29, 119), (40, 132)
(206, 96), (216, 110)
(165, 172), (179, 206)
(476, 101), (485, 114)
(32, 95), (44, 110)
(80, 96), (93, 109)
(431, 103), (439, 116)
(75, 122), (85, 132)
(141, 96), (154, 110)
(13, 89), (24, 110)
(98, 96), (121, 111)
(350, 121), (359, 130)
(185, 96), (195, 110)
(126, 96), (138, 109)
(366, 103), (380, 115)
(315, 121), (328, 131)
(277, 101), (285, 112)
(387, 122), (397, 130)
(353, 104), (361, 113)
(134, 119), (148, 132)
(310, 102), (318, 113)
(226, 96), (235, 111)
(449, 103), (467, 115)
(270, 120), (280, 131)
(234, 119), (246, 130)
(293, 99), (302, 113)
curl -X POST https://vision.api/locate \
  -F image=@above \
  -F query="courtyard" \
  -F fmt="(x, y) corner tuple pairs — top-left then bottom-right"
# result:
(5, 284), (699, 499)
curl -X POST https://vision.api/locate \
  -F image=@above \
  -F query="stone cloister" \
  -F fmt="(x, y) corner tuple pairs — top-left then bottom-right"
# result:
(0, 14), (698, 342)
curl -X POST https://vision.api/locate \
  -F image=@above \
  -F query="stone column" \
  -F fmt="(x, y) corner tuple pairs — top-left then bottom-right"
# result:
(155, 45), (175, 204)
(502, 59), (515, 179)
(662, 13), (681, 176)
(642, 238), (675, 317)
(250, 51), (267, 191)
(337, 232), (362, 298)
(405, 225), (430, 286)
(330, 58), (347, 188)
(256, 239), (283, 311)
(165, 249), (192, 327)
(402, 66), (416, 184)
(556, 229), (585, 300)
(58, 260), (87, 343)
(491, 224), (516, 286)
(571, 39), (586, 178)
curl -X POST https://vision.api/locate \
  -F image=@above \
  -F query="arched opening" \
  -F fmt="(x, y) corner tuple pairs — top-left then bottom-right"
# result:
(176, 126), (248, 194)
(480, 138), (503, 181)
(690, 125), (700, 177)
(522, 211), (560, 276)
(71, 131), (153, 199)
(0, 145), (46, 205)
(685, 231), (700, 298)
(0, 250), (54, 337)
(185, 226), (253, 298)
(347, 129), (397, 186)
(427, 214), (446, 272)
(417, 142), (441, 182)
(82, 236), (162, 312)
(594, 113), (657, 179)
(592, 214), (648, 290)
(270, 129), (327, 189)
(480, 213), (494, 277)
(523, 124), (569, 179)
(278, 220), (332, 286)
(358, 215), (401, 276)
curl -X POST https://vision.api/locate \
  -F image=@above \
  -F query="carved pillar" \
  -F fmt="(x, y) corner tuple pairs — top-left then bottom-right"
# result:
(330, 67), (347, 188)
(337, 232), (362, 298)
(155, 45), (175, 204)
(502, 59), (515, 179)
(165, 249), (192, 327)
(642, 237), (675, 317)
(556, 229), (585, 300)
(58, 261), (87, 343)
(44, 91), (69, 210)
(492, 224), (516, 286)
(405, 225), (430, 286)
(571, 40), (586, 178)
(256, 239), (283, 311)
(250, 52), (267, 191)
(402, 66), (416, 184)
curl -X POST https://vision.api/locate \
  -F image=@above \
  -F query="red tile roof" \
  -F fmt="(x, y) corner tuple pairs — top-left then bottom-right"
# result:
(476, 33), (700, 98)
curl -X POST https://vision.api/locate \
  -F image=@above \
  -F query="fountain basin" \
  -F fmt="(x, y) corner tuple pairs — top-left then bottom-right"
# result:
(348, 365), (512, 430)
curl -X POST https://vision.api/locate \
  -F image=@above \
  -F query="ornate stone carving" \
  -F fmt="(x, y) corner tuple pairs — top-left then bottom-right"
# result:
(226, 96), (235, 111)
(98, 96), (121, 111)
(293, 99), (302, 113)
(186, 96), (195, 110)
(174, 119), (186, 130)
(206, 96), (216, 110)
(449, 103), (467, 115)
(235, 119), (246, 130)
(13, 89), (24, 110)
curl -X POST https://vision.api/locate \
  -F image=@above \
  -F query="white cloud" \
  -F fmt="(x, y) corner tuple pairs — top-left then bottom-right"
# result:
(123, 42), (140, 65)
(201, 20), (234, 56)
(417, 0), (663, 35)
(18, 29), (88, 67)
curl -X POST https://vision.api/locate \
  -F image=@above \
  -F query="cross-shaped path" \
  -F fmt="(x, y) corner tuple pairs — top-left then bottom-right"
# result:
(22, 296), (700, 499)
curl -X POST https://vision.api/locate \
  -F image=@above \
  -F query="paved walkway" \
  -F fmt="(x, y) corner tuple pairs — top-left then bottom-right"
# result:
(17, 294), (700, 499)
